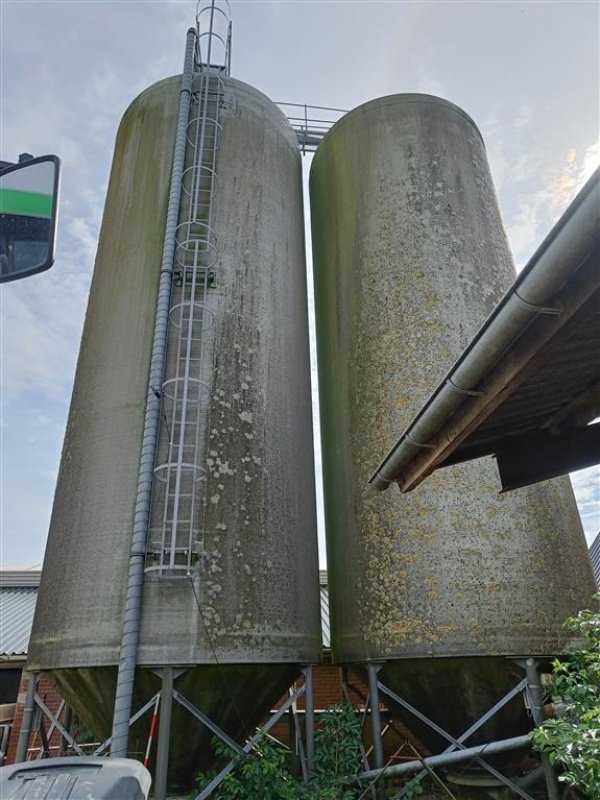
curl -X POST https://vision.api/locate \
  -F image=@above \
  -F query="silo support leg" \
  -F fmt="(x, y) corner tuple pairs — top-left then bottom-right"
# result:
(367, 665), (386, 800)
(378, 679), (536, 800)
(525, 659), (560, 800)
(302, 665), (315, 775)
(288, 686), (308, 782)
(367, 664), (385, 771)
(15, 672), (38, 762)
(341, 672), (377, 800)
(154, 667), (174, 800)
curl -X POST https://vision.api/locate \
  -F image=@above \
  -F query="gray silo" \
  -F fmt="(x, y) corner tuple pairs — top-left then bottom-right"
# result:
(310, 95), (596, 753)
(27, 39), (320, 787)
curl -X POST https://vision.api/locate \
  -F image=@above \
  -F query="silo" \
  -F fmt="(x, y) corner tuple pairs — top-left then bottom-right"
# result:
(27, 72), (320, 785)
(310, 94), (596, 752)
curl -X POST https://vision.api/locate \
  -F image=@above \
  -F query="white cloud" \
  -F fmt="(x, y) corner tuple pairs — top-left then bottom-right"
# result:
(504, 139), (600, 269)
(571, 466), (600, 545)
(513, 103), (534, 130)
(67, 217), (100, 266)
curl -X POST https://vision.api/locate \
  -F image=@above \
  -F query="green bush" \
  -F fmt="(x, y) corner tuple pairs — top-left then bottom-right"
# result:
(309, 703), (363, 799)
(530, 599), (600, 798)
(190, 703), (365, 799)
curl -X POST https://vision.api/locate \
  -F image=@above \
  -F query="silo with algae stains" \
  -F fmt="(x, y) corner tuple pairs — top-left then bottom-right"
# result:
(27, 69), (321, 786)
(310, 94), (596, 755)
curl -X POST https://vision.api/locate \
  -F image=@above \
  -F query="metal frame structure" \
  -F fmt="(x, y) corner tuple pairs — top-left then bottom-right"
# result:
(276, 102), (347, 153)
(112, 0), (233, 761)
(146, 0), (230, 576)
(15, 673), (84, 763)
(345, 659), (560, 799)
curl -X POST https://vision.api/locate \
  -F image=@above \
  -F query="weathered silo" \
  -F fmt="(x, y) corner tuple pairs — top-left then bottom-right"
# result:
(310, 94), (596, 752)
(27, 71), (320, 784)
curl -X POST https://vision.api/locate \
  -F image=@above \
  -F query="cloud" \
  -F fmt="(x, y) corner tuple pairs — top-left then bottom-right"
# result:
(513, 103), (534, 131)
(415, 66), (446, 99)
(1, 262), (90, 400)
(571, 467), (600, 504)
(67, 217), (100, 267)
(571, 466), (600, 545)
(503, 138), (600, 269)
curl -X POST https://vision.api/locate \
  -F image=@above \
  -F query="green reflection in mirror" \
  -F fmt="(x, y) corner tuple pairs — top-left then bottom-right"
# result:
(0, 155), (60, 283)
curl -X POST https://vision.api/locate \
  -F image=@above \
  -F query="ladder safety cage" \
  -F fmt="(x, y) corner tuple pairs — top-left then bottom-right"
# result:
(146, 0), (232, 576)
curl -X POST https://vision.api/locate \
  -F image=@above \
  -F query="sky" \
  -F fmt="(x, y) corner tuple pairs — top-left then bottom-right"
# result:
(1, 0), (598, 569)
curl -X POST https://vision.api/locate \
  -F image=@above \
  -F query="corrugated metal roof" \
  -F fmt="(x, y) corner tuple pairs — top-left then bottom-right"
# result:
(319, 570), (330, 649)
(0, 574), (40, 658)
(590, 532), (600, 589)
(0, 571), (41, 588)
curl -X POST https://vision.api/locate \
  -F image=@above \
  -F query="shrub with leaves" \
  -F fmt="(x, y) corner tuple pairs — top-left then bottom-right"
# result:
(307, 703), (363, 799)
(190, 703), (364, 800)
(190, 736), (298, 799)
(530, 599), (600, 799)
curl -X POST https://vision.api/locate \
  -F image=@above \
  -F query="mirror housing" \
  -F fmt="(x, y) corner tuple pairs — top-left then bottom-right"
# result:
(0, 155), (61, 283)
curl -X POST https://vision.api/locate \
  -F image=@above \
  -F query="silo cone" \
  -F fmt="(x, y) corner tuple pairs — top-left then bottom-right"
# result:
(310, 94), (595, 756)
(27, 75), (321, 788)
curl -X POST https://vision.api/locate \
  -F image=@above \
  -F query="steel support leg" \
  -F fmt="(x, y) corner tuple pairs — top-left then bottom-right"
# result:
(367, 663), (384, 771)
(302, 665), (315, 775)
(60, 706), (73, 757)
(154, 667), (174, 800)
(15, 672), (38, 762)
(526, 659), (560, 800)
(341, 671), (377, 800)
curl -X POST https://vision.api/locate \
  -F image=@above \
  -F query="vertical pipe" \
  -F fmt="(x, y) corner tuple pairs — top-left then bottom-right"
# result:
(110, 27), (197, 758)
(367, 664), (384, 771)
(15, 672), (38, 762)
(302, 665), (315, 775)
(526, 659), (560, 800)
(154, 668), (174, 800)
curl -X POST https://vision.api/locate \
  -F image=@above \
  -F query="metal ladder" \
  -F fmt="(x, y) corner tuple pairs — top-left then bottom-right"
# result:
(146, 1), (231, 575)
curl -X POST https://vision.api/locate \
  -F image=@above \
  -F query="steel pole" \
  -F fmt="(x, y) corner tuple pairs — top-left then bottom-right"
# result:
(15, 672), (38, 762)
(367, 664), (384, 771)
(110, 26), (196, 758)
(526, 658), (560, 800)
(154, 668), (174, 800)
(359, 735), (532, 781)
(302, 665), (315, 775)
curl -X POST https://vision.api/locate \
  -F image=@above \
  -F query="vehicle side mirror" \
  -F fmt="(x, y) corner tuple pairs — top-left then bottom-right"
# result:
(0, 155), (60, 283)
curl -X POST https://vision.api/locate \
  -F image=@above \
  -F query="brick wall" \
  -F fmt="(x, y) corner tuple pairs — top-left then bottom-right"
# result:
(269, 653), (425, 763)
(6, 673), (69, 764)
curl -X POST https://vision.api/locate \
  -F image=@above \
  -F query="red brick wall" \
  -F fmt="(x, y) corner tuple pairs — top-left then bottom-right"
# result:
(269, 654), (425, 763)
(6, 673), (68, 764)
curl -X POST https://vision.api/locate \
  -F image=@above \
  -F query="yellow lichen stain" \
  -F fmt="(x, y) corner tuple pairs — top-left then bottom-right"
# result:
(422, 290), (439, 309)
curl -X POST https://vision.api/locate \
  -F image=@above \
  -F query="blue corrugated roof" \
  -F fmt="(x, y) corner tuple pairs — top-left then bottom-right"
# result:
(0, 572), (40, 658)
